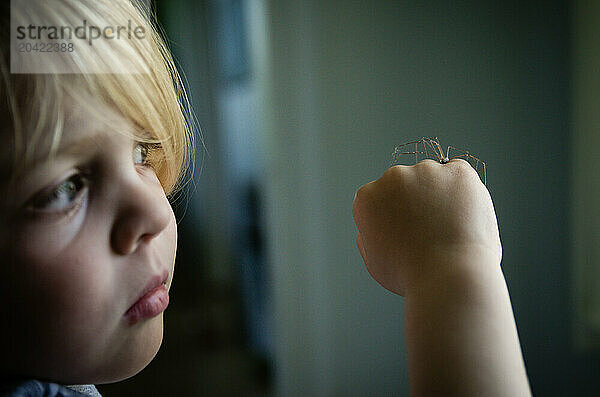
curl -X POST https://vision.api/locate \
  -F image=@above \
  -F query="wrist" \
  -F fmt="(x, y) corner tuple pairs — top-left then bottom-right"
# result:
(402, 247), (530, 397)
(403, 245), (504, 301)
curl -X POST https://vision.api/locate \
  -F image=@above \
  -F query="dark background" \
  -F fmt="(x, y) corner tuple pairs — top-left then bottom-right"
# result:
(100, 0), (600, 395)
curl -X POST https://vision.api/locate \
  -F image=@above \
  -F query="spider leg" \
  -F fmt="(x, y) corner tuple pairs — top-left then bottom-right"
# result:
(391, 140), (487, 184)
(425, 137), (453, 163)
(391, 137), (431, 165)
(421, 138), (441, 162)
(397, 137), (429, 147)
(394, 137), (446, 163)
(390, 148), (427, 166)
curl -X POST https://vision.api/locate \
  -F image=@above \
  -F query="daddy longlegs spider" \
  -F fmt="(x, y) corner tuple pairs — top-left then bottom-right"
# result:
(390, 137), (487, 185)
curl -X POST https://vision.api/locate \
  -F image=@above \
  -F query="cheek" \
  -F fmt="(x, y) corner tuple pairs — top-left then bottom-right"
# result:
(13, 239), (115, 331)
(6, 213), (117, 346)
(2, 241), (117, 379)
(12, 201), (88, 259)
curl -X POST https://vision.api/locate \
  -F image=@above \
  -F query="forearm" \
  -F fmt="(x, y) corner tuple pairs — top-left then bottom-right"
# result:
(404, 253), (531, 397)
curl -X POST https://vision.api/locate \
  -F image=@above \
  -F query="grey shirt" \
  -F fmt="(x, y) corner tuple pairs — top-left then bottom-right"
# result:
(0, 379), (101, 397)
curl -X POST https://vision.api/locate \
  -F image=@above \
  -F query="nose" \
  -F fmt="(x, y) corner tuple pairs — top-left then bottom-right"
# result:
(110, 171), (174, 256)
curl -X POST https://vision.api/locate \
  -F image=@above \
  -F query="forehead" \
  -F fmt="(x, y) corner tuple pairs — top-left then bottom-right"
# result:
(59, 97), (137, 147)
(56, 93), (136, 144)
(1, 93), (138, 180)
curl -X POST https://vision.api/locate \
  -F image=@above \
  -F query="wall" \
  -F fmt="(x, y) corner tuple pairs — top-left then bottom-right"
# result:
(257, 0), (600, 395)
(572, 0), (600, 353)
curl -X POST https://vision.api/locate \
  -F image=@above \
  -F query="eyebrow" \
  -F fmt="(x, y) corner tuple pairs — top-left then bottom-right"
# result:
(29, 132), (105, 168)
(9, 121), (149, 183)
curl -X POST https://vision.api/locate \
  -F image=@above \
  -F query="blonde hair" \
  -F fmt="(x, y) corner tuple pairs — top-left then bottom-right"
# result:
(0, 0), (194, 196)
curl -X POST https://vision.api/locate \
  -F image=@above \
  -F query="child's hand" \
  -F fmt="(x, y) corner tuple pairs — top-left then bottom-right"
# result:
(353, 159), (531, 395)
(352, 159), (502, 296)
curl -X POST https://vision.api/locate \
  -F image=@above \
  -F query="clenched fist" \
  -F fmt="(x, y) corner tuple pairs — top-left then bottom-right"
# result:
(352, 159), (502, 297)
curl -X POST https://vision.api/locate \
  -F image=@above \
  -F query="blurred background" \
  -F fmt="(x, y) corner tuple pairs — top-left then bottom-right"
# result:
(100, 0), (600, 395)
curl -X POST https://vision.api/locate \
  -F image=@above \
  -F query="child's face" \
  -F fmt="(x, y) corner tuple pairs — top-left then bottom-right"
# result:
(0, 96), (177, 383)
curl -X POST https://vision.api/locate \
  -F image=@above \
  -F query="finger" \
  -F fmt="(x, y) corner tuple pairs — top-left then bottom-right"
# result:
(356, 232), (368, 265)
(352, 180), (376, 229)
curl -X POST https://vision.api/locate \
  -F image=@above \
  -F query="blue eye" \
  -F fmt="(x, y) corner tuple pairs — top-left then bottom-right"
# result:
(31, 174), (88, 212)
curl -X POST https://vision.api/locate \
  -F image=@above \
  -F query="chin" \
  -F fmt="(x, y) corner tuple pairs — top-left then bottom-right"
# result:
(96, 314), (165, 384)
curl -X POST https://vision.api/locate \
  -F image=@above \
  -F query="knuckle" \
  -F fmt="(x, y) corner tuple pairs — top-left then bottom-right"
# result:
(449, 158), (478, 178)
(383, 164), (417, 187)
(417, 158), (439, 168)
(383, 165), (404, 179)
(415, 159), (440, 179)
(415, 159), (441, 177)
(450, 157), (471, 169)
(380, 165), (407, 186)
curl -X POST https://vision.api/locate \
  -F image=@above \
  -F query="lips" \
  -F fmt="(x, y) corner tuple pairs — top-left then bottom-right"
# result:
(124, 269), (170, 325)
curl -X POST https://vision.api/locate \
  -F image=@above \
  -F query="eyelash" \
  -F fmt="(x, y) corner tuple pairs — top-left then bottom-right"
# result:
(134, 141), (161, 167)
(27, 142), (160, 217)
(27, 173), (90, 217)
